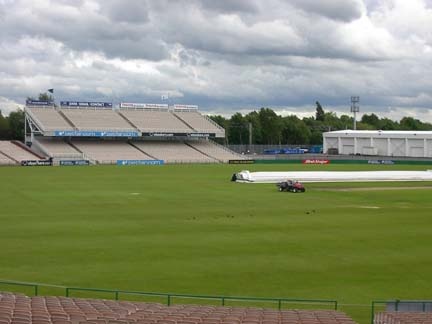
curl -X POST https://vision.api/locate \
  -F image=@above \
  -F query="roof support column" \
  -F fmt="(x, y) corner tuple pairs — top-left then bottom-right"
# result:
(387, 138), (391, 156)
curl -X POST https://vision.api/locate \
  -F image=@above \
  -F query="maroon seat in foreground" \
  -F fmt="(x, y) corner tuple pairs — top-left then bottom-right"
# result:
(0, 292), (357, 324)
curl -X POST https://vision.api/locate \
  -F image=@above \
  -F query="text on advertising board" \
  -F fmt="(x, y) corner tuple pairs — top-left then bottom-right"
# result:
(117, 160), (164, 166)
(120, 103), (169, 109)
(60, 101), (112, 108)
(54, 131), (140, 137)
(302, 159), (330, 164)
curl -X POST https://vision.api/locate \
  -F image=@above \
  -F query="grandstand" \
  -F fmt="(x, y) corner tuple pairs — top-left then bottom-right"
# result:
(60, 108), (135, 132)
(375, 311), (432, 323)
(0, 152), (15, 165)
(131, 141), (217, 164)
(71, 140), (154, 164)
(0, 292), (356, 324)
(0, 141), (42, 163)
(23, 100), (241, 165)
(173, 106), (225, 137)
(119, 104), (193, 134)
(32, 137), (83, 159)
(188, 140), (244, 162)
(25, 105), (74, 132)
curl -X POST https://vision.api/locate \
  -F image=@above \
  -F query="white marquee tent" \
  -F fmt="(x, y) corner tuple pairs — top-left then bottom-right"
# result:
(323, 130), (432, 157)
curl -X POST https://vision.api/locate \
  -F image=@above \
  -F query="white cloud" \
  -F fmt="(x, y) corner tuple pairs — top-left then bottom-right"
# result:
(0, 0), (431, 122)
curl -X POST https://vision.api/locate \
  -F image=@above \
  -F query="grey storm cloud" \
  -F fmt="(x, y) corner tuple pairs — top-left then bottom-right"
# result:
(289, 0), (364, 22)
(1, 0), (432, 122)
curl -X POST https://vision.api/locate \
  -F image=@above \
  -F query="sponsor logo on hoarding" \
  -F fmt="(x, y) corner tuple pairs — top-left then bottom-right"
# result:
(228, 160), (255, 164)
(60, 101), (112, 108)
(54, 131), (140, 137)
(21, 160), (52, 166)
(189, 133), (211, 137)
(59, 160), (90, 166)
(117, 160), (164, 166)
(148, 133), (175, 137)
(173, 104), (198, 110)
(120, 102), (168, 109)
(26, 100), (52, 106)
(302, 159), (330, 164)
(368, 160), (395, 165)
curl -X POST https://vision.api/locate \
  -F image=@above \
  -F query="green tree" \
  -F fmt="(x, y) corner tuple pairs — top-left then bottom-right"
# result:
(380, 118), (399, 130)
(315, 101), (325, 121)
(7, 109), (25, 141)
(361, 113), (381, 129)
(38, 92), (54, 102)
(0, 110), (10, 139)
(258, 108), (283, 144)
(399, 117), (422, 130)
(244, 111), (263, 144)
(281, 115), (311, 144)
(227, 113), (248, 144)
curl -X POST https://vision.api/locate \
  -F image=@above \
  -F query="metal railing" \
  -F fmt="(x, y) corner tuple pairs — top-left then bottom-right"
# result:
(371, 300), (432, 324)
(0, 280), (337, 311)
(0, 280), (38, 296)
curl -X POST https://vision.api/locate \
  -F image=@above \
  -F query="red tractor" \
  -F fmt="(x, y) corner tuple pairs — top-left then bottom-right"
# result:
(276, 180), (306, 193)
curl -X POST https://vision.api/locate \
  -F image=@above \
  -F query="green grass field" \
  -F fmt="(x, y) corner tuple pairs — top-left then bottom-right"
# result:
(1, 163), (432, 323)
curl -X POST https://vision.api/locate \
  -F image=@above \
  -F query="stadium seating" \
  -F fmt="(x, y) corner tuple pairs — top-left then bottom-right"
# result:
(131, 141), (217, 164)
(187, 141), (244, 162)
(71, 141), (153, 164)
(26, 107), (75, 131)
(61, 109), (136, 132)
(375, 311), (432, 323)
(32, 138), (82, 159)
(23, 104), (241, 165)
(120, 110), (193, 134)
(0, 152), (15, 165)
(0, 141), (41, 162)
(173, 112), (224, 136)
(0, 292), (356, 324)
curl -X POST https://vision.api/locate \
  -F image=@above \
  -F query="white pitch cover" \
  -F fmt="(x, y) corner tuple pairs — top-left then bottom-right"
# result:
(234, 170), (432, 183)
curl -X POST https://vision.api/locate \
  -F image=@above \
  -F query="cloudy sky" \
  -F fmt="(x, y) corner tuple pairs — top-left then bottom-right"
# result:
(1, 0), (432, 121)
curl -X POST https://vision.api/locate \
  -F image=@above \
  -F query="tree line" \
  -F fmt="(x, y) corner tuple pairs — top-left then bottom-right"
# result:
(209, 102), (432, 145)
(1, 97), (431, 144)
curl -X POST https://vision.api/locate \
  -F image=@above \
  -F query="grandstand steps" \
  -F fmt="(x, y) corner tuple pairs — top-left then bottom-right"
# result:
(0, 144), (19, 163)
(57, 110), (78, 129)
(11, 140), (45, 159)
(68, 141), (85, 155)
(0, 150), (16, 164)
(66, 141), (97, 164)
(172, 113), (197, 131)
(184, 141), (223, 163)
(128, 141), (158, 160)
(117, 111), (141, 130)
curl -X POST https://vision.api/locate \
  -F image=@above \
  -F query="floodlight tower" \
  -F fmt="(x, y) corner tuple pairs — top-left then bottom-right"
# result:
(350, 96), (360, 130)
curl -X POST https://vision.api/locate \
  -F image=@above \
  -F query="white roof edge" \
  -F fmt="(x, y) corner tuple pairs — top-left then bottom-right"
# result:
(324, 130), (432, 135)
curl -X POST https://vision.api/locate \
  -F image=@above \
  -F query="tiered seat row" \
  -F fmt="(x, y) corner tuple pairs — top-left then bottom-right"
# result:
(173, 112), (224, 136)
(0, 152), (15, 165)
(375, 311), (432, 324)
(26, 107), (225, 137)
(187, 141), (243, 163)
(132, 142), (216, 164)
(0, 292), (356, 324)
(61, 110), (135, 132)
(0, 141), (41, 162)
(32, 138), (82, 159)
(25, 106), (75, 132)
(71, 141), (153, 164)
(120, 111), (192, 134)
(36, 140), (241, 164)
